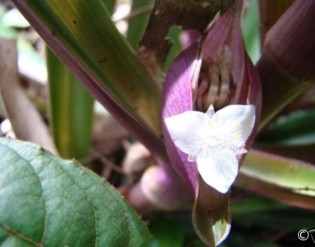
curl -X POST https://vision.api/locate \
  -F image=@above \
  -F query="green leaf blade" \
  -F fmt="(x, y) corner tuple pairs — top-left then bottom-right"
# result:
(12, 0), (168, 162)
(258, 109), (315, 145)
(0, 144), (45, 244)
(41, 0), (161, 132)
(242, 0), (261, 63)
(237, 149), (315, 210)
(0, 138), (150, 247)
(127, 0), (153, 49)
(47, 49), (94, 159)
(242, 149), (315, 196)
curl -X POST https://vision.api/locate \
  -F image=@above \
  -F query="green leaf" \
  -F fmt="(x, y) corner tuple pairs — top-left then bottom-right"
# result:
(0, 138), (150, 247)
(141, 214), (205, 247)
(231, 197), (287, 216)
(258, 109), (315, 145)
(100, 0), (116, 14)
(237, 149), (315, 209)
(47, 49), (94, 160)
(127, 0), (153, 49)
(142, 217), (184, 247)
(13, 0), (162, 135)
(163, 26), (182, 71)
(242, 0), (261, 63)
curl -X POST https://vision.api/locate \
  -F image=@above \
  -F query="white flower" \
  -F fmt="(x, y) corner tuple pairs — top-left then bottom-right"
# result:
(165, 104), (255, 193)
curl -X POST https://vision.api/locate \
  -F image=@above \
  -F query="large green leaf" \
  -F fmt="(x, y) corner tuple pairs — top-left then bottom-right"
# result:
(0, 138), (150, 247)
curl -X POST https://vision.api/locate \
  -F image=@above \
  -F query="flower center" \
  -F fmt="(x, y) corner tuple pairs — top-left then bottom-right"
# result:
(201, 119), (243, 155)
(195, 45), (235, 111)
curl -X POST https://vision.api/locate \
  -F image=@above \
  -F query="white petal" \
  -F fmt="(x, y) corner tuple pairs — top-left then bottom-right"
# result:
(212, 104), (255, 141)
(164, 111), (209, 156)
(196, 153), (239, 193)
